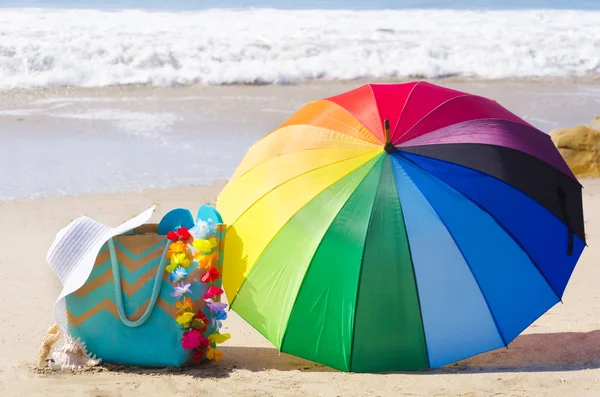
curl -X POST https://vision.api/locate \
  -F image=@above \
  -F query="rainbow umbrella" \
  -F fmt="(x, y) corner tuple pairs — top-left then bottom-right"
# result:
(216, 82), (585, 372)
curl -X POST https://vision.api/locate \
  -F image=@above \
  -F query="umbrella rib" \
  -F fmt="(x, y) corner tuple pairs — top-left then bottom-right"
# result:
(274, 181), (363, 347)
(393, 94), (471, 144)
(396, 119), (578, 183)
(224, 127), (380, 188)
(387, 80), (422, 141)
(223, 150), (381, 230)
(347, 162), (385, 373)
(317, 117), (380, 145)
(398, 118), (559, 149)
(273, 122), (381, 146)
(393, 95), (537, 146)
(389, 160), (432, 367)
(397, 151), (562, 303)
(397, 145), (583, 243)
(394, 153), (509, 348)
(223, 145), (378, 196)
(228, 154), (381, 313)
(277, 163), (377, 359)
(366, 83), (386, 141)
(322, 96), (384, 145)
(283, 100), (382, 145)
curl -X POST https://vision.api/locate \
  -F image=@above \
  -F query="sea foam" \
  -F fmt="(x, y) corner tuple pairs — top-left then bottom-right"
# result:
(0, 8), (599, 88)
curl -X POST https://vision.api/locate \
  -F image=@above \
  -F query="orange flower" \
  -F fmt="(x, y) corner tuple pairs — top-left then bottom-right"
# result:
(195, 251), (219, 270)
(167, 240), (188, 258)
(174, 297), (194, 317)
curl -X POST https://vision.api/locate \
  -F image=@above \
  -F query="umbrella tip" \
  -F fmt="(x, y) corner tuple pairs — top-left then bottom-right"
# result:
(384, 119), (391, 143)
(383, 119), (397, 154)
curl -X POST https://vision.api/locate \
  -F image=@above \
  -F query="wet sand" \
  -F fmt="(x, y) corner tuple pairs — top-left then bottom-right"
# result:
(2, 79), (600, 201)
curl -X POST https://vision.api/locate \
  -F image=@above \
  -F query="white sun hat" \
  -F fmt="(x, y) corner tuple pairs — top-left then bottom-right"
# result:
(46, 206), (156, 333)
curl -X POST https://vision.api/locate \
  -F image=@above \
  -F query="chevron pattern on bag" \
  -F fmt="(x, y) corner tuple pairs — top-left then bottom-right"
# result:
(93, 243), (166, 272)
(73, 264), (207, 298)
(66, 232), (218, 327)
(67, 297), (178, 327)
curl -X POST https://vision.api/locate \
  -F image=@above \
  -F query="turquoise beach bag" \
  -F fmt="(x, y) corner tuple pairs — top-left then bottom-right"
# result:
(65, 205), (226, 367)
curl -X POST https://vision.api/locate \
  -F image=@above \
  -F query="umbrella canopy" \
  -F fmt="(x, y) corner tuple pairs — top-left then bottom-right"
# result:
(216, 81), (586, 372)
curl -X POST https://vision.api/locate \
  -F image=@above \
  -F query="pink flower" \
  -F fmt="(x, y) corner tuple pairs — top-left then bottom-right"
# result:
(204, 286), (224, 299)
(181, 329), (207, 350)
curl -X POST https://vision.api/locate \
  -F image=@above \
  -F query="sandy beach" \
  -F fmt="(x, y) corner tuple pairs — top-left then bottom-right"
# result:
(0, 177), (598, 397)
(1, 1), (600, 394)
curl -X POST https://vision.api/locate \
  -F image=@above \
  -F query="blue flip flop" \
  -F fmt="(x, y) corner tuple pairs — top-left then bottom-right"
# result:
(157, 208), (195, 235)
(196, 205), (223, 224)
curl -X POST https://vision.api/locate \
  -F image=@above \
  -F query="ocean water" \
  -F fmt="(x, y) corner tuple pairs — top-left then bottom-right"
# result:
(1, 1), (599, 202)
(0, 1), (599, 88)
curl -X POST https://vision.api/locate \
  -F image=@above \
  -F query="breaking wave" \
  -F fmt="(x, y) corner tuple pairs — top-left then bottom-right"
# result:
(0, 8), (599, 88)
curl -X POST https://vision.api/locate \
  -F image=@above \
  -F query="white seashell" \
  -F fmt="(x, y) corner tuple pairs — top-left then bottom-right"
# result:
(49, 335), (101, 371)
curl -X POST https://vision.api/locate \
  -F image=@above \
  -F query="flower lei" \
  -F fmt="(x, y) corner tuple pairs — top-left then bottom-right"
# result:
(165, 223), (230, 364)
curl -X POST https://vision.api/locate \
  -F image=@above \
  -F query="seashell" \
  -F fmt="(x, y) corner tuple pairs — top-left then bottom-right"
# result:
(49, 335), (101, 371)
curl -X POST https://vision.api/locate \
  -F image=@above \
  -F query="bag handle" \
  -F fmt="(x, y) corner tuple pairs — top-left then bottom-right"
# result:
(108, 238), (170, 328)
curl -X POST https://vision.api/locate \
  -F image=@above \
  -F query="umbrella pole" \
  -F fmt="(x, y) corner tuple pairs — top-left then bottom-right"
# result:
(384, 119), (397, 154)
